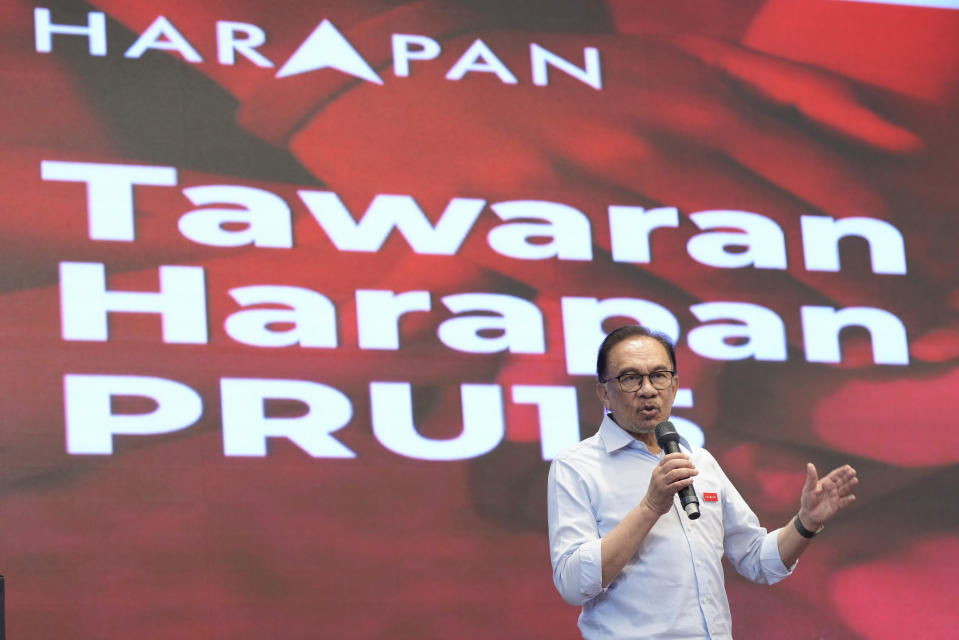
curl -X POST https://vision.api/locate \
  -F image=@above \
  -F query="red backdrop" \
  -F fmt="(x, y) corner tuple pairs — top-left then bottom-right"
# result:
(1, 1), (958, 638)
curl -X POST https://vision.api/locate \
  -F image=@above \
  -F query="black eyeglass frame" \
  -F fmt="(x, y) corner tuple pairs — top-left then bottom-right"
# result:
(600, 370), (676, 392)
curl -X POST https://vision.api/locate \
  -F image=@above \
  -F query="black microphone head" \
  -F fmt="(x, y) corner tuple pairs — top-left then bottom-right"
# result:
(654, 420), (680, 449)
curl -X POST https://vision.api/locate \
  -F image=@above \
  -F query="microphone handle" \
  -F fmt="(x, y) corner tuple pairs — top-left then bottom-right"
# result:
(662, 441), (700, 520)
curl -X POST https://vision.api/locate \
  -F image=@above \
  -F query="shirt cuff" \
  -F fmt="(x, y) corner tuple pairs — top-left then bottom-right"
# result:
(761, 527), (796, 583)
(579, 537), (605, 598)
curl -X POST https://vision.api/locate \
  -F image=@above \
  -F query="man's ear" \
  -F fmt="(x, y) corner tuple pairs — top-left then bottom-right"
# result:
(595, 380), (609, 411)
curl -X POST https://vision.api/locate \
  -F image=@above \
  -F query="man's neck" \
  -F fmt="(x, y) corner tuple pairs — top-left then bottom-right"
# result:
(635, 431), (661, 454)
(610, 417), (661, 453)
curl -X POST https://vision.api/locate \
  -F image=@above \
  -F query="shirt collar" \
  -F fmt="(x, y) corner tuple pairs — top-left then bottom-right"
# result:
(598, 413), (692, 454)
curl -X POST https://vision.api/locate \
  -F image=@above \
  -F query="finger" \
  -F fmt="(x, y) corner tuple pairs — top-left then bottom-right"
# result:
(659, 455), (696, 472)
(660, 452), (692, 463)
(659, 461), (698, 478)
(825, 465), (858, 488)
(664, 467), (699, 485)
(804, 462), (819, 493)
(830, 463), (856, 476)
(836, 474), (860, 496)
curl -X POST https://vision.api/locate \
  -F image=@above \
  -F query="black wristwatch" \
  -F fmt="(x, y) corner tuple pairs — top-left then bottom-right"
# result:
(794, 515), (824, 539)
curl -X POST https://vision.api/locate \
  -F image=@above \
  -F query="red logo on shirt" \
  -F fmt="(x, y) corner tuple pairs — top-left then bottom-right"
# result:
(703, 492), (718, 502)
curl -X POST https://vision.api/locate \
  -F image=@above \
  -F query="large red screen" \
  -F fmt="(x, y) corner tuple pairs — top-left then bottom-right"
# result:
(2, 0), (958, 637)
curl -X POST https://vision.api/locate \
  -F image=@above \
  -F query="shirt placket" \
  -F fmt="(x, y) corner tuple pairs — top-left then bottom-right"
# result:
(673, 487), (723, 638)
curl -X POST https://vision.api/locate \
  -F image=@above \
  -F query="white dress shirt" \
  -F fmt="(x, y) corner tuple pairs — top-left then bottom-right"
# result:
(547, 414), (793, 639)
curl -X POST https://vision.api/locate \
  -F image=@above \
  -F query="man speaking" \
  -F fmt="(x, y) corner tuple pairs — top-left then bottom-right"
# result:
(547, 325), (858, 639)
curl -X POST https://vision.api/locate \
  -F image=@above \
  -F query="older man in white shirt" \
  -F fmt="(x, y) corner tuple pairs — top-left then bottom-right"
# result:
(547, 325), (858, 639)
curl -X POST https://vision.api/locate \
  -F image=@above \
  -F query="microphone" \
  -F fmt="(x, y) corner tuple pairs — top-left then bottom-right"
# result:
(655, 421), (700, 520)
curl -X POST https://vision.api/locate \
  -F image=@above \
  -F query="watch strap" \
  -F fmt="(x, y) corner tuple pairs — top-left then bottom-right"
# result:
(794, 515), (824, 539)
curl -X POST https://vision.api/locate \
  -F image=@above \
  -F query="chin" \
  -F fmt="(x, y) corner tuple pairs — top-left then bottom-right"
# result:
(626, 423), (656, 436)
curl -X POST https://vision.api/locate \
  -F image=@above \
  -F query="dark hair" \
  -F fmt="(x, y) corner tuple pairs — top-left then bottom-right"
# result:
(596, 325), (677, 380)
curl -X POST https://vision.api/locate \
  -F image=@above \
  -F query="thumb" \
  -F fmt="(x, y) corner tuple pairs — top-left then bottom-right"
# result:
(804, 462), (819, 493)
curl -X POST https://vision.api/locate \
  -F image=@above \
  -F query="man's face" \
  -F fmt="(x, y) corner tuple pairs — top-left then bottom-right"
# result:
(595, 336), (678, 437)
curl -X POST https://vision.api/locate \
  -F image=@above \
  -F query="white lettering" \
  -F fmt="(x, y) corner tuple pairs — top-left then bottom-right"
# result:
(688, 210), (787, 269)
(608, 206), (680, 263)
(561, 297), (681, 375)
(687, 302), (787, 361)
(60, 262), (208, 343)
(179, 185), (292, 248)
(356, 290), (431, 350)
(801, 215), (907, 274)
(221, 378), (355, 457)
(530, 44), (602, 89)
(41, 160), (178, 242)
(446, 39), (518, 83)
(216, 21), (273, 67)
(511, 385), (581, 459)
(64, 374), (202, 454)
(124, 16), (202, 62)
(439, 293), (546, 353)
(392, 34), (441, 77)
(801, 306), (910, 364)
(370, 382), (504, 460)
(488, 200), (592, 261)
(34, 8), (107, 55)
(225, 286), (337, 348)
(299, 191), (485, 254)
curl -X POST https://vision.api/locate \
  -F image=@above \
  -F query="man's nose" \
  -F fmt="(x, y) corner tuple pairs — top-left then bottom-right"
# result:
(635, 376), (656, 394)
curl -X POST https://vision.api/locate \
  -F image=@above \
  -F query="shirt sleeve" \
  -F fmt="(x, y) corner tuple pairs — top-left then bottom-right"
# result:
(708, 452), (794, 585)
(547, 457), (605, 605)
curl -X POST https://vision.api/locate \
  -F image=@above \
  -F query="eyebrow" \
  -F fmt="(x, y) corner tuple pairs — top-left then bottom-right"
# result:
(615, 367), (670, 375)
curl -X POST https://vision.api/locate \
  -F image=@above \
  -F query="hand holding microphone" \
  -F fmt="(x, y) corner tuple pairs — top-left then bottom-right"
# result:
(653, 421), (700, 520)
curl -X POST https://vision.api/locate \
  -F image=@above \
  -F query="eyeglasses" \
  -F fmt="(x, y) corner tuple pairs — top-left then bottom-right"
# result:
(601, 370), (675, 392)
